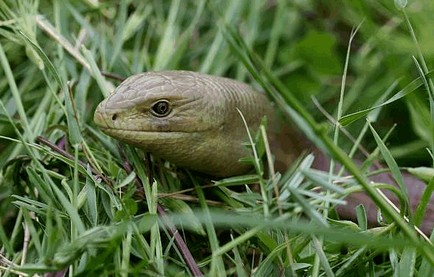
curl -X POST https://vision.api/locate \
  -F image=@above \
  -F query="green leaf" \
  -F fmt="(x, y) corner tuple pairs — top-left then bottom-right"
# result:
(414, 176), (434, 227)
(356, 204), (368, 231)
(368, 122), (410, 219)
(398, 247), (416, 277)
(407, 167), (434, 183)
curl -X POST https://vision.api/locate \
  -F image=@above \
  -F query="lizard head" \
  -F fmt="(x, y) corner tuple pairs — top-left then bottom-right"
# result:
(94, 71), (224, 134)
(94, 71), (271, 177)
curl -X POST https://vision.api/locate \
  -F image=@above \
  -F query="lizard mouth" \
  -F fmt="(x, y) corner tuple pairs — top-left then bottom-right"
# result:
(98, 126), (200, 134)
(97, 127), (200, 152)
(94, 102), (217, 134)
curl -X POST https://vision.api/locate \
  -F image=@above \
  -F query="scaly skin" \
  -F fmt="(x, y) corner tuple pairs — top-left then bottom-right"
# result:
(94, 70), (434, 234)
(94, 71), (275, 177)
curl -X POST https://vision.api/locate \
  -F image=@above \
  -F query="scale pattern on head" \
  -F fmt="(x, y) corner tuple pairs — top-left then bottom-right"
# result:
(94, 71), (274, 176)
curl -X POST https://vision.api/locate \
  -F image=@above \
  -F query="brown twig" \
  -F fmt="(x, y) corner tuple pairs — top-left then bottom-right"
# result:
(101, 72), (126, 82)
(157, 205), (203, 276)
(20, 220), (30, 277)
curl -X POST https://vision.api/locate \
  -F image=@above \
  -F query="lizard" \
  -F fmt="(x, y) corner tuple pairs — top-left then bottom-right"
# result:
(93, 70), (434, 234)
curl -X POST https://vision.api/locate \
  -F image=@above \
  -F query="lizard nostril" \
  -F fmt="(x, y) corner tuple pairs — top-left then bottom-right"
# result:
(112, 114), (117, 121)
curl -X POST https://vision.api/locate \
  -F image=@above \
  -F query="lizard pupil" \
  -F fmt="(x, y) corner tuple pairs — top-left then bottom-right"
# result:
(151, 101), (170, 116)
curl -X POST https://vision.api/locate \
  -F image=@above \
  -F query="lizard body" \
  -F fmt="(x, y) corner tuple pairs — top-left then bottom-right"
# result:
(94, 70), (434, 234)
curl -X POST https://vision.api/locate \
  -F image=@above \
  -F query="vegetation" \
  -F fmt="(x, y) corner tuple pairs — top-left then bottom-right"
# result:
(1, 0), (434, 276)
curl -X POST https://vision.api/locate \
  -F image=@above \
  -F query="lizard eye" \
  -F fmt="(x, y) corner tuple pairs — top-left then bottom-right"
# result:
(151, 100), (171, 117)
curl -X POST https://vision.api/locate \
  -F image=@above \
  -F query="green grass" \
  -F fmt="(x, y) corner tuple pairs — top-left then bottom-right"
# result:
(1, 0), (434, 276)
